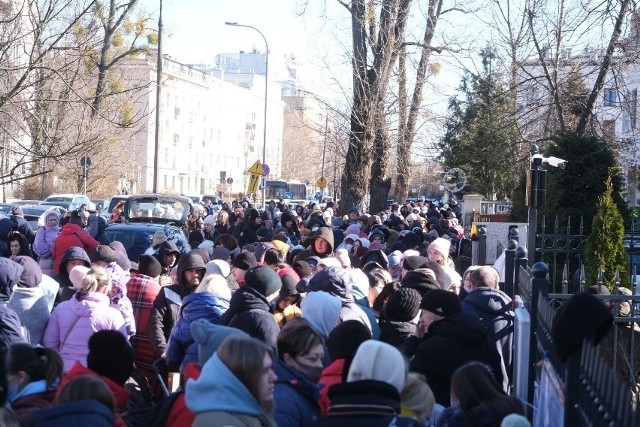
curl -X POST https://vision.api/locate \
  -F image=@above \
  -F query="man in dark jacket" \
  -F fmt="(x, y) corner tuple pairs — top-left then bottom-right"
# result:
(408, 289), (503, 406)
(309, 226), (334, 258)
(149, 252), (206, 359)
(0, 258), (28, 348)
(218, 265), (281, 349)
(51, 246), (92, 305)
(462, 265), (514, 392)
(10, 207), (36, 244)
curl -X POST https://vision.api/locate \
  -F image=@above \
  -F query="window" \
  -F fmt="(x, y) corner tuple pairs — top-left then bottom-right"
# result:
(173, 134), (179, 146)
(604, 88), (618, 106)
(174, 107), (181, 119)
(164, 148), (169, 163)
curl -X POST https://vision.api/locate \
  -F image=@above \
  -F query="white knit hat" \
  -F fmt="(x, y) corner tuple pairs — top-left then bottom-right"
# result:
(203, 215), (216, 225)
(347, 339), (407, 393)
(428, 237), (451, 258)
(69, 265), (90, 290)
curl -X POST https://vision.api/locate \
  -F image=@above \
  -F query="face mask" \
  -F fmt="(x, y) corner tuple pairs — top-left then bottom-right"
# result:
(311, 226), (319, 232)
(294, 360), (324, 383)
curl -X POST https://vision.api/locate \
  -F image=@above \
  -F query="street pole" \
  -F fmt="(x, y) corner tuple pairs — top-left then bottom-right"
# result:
(320, 114), (328, 199)
(152, 0), (163, 193)
(225, 22), (268, 209)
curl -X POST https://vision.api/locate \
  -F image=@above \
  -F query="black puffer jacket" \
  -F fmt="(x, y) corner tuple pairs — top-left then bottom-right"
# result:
(51, 246), (91, 305)
(409, 311), (503, 406)
(462, 287), (514, 391)
(149, 252), (205, 358)
(217, 286), (280, 350)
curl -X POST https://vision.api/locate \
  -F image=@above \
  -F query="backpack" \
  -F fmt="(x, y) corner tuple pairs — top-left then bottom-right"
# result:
(142, 391), (183, 427)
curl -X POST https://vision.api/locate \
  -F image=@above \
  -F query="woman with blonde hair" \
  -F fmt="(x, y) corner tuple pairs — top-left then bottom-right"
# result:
(186, 335), (277, 427)
(43, 267), (128, 372)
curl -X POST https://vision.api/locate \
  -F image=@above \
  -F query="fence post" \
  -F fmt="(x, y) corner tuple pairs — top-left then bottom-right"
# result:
(513, 246), (528, 298)
(564, 346), (582, 425)
(528, 262), (549, 414)
(478, 226), (487, 265)
(503, 239), (517, 298)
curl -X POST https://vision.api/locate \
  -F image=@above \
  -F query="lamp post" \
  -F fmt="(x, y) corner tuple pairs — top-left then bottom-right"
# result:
(225, 22), (269, 209)
(152, 0), (163, 193)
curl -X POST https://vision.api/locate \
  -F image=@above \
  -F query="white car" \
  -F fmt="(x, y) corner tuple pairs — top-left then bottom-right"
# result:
(40, 194), (94, 211)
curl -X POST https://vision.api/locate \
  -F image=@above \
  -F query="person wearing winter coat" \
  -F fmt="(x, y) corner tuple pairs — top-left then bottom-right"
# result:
(217, 265), (282, 350)
(43, 267), (128, 372)
(378, 287), (421, 349)
(309, 226), (334, 258)
(0, 259), (28, 349)
(274, 318), (324, 427)
(126, 254), (162, 384)
(311, 340), (422, 427)
(51, 246), (92, 305)
(9, 206), (36, 244)
(234, 208), (261, 247)
(318, 320), (372, 416)
(307, 266), (373, 335)
(462, 266), (515, 392)
(33, 210), (60, 276)
(149, 251), (206, 359)
(408, 289), (504, 407)
(7, 256), (50, 345)
(152, 240), (182, 286)
(6, 344), (63, 426)
(185, 335), (277, 427)
(51, 216), (99, 275)
(166, 274), (231, 370)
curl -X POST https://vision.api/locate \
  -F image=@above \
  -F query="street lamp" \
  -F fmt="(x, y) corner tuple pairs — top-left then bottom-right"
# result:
(225, 21), (269, 209)
(152, 0), (163, 193)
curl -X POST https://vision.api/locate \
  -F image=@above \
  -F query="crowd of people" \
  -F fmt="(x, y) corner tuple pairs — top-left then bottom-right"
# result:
(0, 197), (531, 426)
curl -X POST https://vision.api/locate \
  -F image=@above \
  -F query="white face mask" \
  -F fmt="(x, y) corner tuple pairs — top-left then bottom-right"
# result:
(311, 226), (319, 232)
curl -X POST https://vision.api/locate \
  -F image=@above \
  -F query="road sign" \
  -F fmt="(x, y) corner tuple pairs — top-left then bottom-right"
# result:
(316, 176), (327, 188)
(247, 160), (263, 175)
(262, 164), (270, 177)
(247, 174), (260, 194)
(226, 177), (234, 184)
(80, 156), (91, 167)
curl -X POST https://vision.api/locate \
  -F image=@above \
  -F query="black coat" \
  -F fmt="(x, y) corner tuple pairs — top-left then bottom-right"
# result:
(310, 380), (421, 427)
(462, 287), (515, 390)
(379, 319), (416, 349)
(217, 286), (280, 350)
(409, 311), (504, 407)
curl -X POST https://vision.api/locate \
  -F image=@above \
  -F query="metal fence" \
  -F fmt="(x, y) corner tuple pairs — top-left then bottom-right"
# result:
(512, 256), (639, 425)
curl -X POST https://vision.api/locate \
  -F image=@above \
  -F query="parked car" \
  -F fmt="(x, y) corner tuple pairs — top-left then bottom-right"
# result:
(40, 194), (92, 211)
(104, 194), (191, 253)
(106, 195), (129, 218)
(0, 204), (13, 215)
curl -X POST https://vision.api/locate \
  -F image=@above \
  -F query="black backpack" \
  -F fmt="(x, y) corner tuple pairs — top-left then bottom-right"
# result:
(142, 390), (183, 427)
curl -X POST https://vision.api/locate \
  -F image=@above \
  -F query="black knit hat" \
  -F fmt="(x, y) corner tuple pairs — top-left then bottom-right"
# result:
(402, 255), (429, 271)
(87, 330), (133, 386)
(401, 269), (441, 296)
(232, 252), (257, 270)
(385, 288), (421, 322)
(420, 289), (461, 317)
(245, 265), (282, 297)
(138, 254), (162, 278)
(327, 320), (372, 362)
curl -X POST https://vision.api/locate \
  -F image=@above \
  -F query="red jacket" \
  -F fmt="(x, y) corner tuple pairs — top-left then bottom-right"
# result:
(164, 362), (200, 427)
(318, 358), (346, 416)
(52, 223), (99, 274)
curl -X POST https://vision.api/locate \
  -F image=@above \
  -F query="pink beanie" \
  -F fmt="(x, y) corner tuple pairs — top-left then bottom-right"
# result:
(428, 237), (451, 259)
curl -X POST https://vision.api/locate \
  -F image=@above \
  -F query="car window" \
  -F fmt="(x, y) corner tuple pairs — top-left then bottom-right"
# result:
(44, 196), (73, 203)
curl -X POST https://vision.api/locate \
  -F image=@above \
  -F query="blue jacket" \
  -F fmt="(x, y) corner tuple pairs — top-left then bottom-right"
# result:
(166, 292), (230, 368)
(186, 352), (270, 422)
(30, 399), (114, 427)
(126, 232), (151, 263)
(274, 359), (322, 427)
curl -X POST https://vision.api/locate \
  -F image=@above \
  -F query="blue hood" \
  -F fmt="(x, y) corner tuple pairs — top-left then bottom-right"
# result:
(0, 258), (24, 301)
(180, 292), (230, 322)
(186, 352), (265, 416)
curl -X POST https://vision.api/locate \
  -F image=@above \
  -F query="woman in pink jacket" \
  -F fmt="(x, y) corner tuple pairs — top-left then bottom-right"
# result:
(43, 266), (128, 372)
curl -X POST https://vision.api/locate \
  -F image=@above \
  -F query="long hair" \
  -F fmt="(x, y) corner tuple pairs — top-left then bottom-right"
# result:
(7, 344), (63, 391)
(76, 267), (111, 300)
(217, 336), (276, 416)
(450, 362), (524, 426)
(7, 233), (30, 256)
